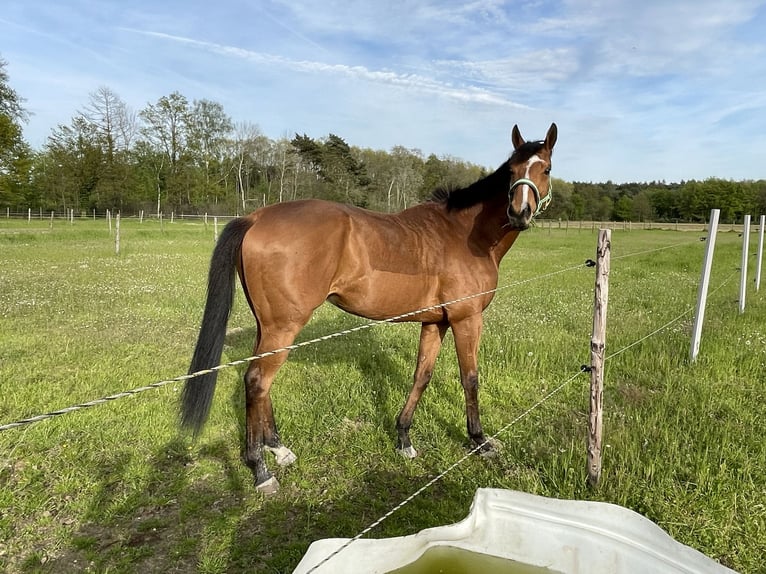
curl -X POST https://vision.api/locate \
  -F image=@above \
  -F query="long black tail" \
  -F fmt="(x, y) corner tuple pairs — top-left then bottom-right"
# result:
(181, 217), (255, 434)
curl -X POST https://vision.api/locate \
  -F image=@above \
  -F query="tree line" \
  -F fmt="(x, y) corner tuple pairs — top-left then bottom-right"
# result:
(1, 57), (764, 221)
(545, 179), (766, 223)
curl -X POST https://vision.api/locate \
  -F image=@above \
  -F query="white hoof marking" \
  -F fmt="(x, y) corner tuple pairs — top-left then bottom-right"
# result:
(397, 446), (418, 459)
(256, 476), (280, 495)
(266, 445), (297, 466)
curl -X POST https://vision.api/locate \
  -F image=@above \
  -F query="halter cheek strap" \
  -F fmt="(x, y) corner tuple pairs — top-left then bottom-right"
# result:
(509, 178), (553, 217)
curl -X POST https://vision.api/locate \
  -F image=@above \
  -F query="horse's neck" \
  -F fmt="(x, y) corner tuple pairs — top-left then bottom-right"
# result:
(462, 198), (523, 264)
(491, 229), (522, 263)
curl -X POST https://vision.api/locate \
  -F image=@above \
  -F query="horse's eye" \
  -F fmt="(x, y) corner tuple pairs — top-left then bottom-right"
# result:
(544, 168), (551, 175)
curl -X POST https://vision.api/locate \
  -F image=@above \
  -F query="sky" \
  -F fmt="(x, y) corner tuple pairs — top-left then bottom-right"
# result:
(2, 0), (766, 183)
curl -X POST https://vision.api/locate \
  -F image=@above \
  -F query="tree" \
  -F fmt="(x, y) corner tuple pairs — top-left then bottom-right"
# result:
(649, 188), (677, 221)
(0, 56), (32, 209)
(272, 137), (296, 203)
(613, 195), (633, 221)
(139, 92), (192, 211)
(79, 87), (137, 209)
(230, 122), (270, 212)
(45, 116), (103, 213)
(595, 195), (614, 221)
(543, 178), (573, 220)
(187, 99), (233, 205)
(388, 146), (423, 210)
(290, 133), (370, 206)
(631, 190), (654, 222)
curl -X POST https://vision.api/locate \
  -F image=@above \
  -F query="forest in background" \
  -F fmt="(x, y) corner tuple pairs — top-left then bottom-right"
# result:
(2, 59), (765, 222)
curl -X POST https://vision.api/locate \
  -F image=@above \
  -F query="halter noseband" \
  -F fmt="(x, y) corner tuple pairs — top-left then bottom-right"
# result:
(509, 177), (553, 218)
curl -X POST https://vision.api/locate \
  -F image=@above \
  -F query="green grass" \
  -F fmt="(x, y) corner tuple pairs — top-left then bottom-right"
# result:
(0, 216), (764, 573)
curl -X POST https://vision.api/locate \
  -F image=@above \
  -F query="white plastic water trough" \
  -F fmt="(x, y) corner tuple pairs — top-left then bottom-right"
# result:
(293, 488), (738, 574)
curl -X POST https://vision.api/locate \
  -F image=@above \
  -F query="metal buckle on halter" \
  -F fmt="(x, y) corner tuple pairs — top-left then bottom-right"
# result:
(509, 178), (552, 217)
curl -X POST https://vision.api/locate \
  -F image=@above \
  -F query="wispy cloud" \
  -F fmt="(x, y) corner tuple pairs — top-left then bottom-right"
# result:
(124, 28), (530, 109)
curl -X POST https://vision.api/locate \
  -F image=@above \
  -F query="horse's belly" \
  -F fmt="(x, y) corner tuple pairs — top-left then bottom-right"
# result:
(327, 271), (447, 323)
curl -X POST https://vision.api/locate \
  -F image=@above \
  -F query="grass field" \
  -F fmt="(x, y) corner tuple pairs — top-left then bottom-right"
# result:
(0, 216), (764, 573)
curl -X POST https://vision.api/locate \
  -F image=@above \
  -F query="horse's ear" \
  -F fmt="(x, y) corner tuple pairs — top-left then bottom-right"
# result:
(511, 125), (525, 150)
(544, 123), (558, 151)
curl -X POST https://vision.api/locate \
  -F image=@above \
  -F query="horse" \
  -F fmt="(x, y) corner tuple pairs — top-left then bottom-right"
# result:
(181, 123), (558, 494)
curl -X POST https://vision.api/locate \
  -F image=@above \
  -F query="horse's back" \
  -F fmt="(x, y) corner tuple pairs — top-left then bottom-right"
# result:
(238, 198), (492, 322)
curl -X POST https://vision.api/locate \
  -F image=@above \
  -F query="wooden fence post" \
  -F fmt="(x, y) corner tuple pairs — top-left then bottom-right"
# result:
(588, 228), (611, 488)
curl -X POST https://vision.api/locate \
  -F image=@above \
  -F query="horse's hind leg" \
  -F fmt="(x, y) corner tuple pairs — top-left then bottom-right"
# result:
(396, 322), (448, 458)
(244, 326), (303, 494)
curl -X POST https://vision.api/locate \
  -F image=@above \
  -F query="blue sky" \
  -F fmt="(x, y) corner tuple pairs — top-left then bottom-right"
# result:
(2, 0), (766, 183)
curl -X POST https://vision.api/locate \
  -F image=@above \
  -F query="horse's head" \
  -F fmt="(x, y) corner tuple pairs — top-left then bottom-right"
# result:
(506, 123), (557, 229)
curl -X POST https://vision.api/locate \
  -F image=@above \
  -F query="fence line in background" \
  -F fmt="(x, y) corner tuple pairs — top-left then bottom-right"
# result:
(3, 208), (763, 233)
(2, 215), (760, 434)
(0, 234), (709, 434)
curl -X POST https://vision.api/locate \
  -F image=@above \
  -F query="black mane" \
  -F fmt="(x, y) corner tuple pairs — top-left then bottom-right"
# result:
(429, 140), (545, 211)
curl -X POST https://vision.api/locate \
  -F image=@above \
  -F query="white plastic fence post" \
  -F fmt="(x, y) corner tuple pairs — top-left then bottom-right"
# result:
(756, 215), (765, 292)
(115, 213), (121, 255)
(690, 209), (720, 362)
(739, 215), (751, 313)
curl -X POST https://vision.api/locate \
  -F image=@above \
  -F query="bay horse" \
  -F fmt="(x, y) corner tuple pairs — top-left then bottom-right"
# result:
(181, 123), (557, 494)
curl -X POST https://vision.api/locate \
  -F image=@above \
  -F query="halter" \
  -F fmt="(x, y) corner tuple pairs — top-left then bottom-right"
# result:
(509, 177), (553, 218)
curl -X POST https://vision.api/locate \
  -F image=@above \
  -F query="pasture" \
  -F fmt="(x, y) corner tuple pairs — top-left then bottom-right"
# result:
(0, 217), (764, 573)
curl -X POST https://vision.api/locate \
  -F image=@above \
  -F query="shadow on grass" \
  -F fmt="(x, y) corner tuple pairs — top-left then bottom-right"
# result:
(220, 313), (504, 464)
(34, 314), (481, 573)
(36, 433), (476, 574)
(222, 313), (421, 446)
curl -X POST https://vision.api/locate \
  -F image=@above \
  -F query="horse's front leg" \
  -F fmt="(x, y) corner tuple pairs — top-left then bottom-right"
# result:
(451, 315), (498, 456)
(396, 322), (448, 458)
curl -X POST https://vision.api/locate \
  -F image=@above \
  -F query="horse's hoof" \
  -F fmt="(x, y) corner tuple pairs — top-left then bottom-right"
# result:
(477, 437), (502, 458)
(397, 446), (418, 459)
(256, 476), (280, 495)
(267, 445), (297, 467)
